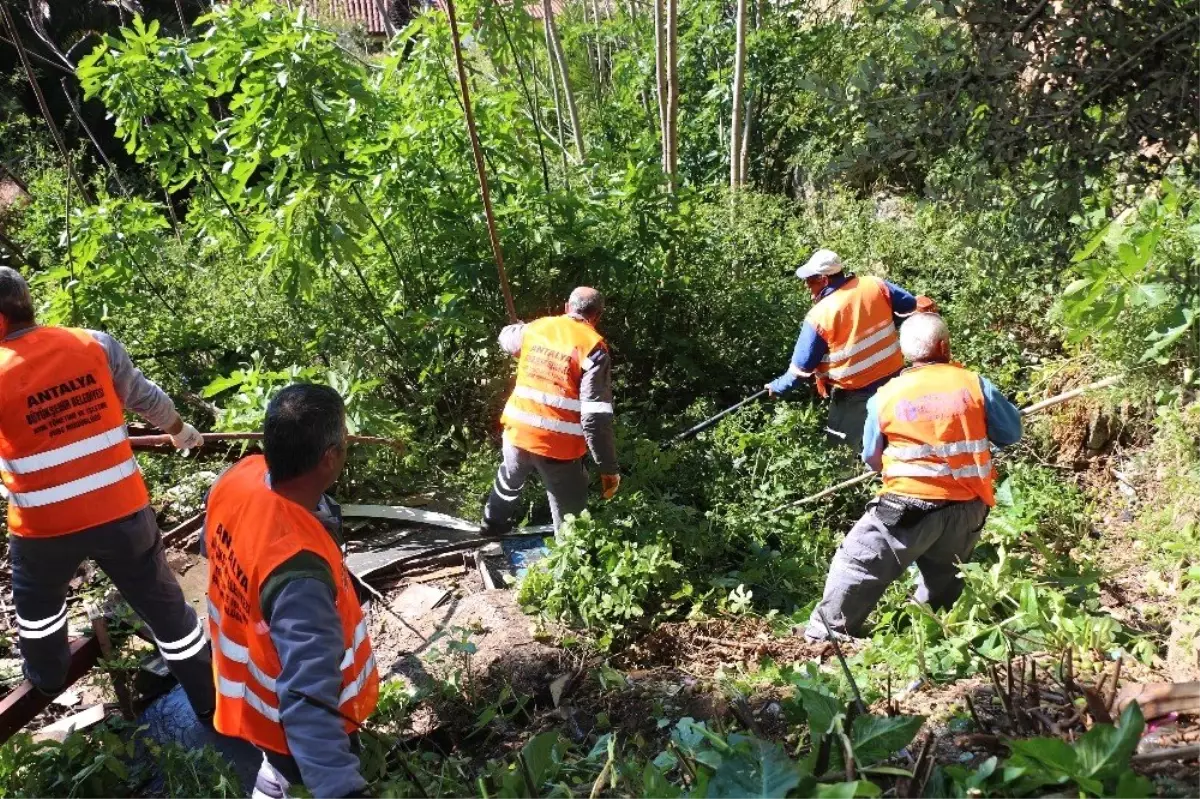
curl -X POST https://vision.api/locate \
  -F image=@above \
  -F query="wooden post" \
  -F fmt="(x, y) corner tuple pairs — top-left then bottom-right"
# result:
(445, 0), (518, 322)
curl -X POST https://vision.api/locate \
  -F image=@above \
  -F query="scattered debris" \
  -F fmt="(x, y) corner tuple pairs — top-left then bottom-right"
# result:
(391, 584), (450, 620)
(33, 704), (109, 743)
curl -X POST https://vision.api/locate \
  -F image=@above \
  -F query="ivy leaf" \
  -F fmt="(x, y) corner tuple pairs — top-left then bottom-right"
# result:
(850, 715), (925, 766)
(1142, 305), (1198, 364)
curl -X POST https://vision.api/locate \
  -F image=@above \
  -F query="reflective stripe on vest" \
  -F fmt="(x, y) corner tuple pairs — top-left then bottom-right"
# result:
(885, 438), (991, 461)
(0, 425), (129, 474)
(883, 462), (994, 480)
(823, 318), (894, 363)
(218, 674), (281, 723)
(6, 457), (140, 508)
(502, 407), (585, 437)
(339, 653), (377, 706)
(511, 385), (582, 411)
(826, 340), (902, 380)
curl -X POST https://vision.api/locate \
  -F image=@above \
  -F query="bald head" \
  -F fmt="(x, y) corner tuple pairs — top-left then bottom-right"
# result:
(0, 267), (35, 329)
(899, 313), (950, 363)
(567, 286), (604, 322)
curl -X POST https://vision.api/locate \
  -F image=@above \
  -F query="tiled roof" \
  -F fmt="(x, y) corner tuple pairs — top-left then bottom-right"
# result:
(296, 0), (592, 35)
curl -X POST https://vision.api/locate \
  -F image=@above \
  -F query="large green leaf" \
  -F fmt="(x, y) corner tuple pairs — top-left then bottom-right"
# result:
(812, 780), (882, 798)
(1006, 736), (1077, 777)
(1076, 702), (1145, 780)
(706, 738), (804, 799)
(796, 685), (844, 737)
(850, 715), (925, 766)
(520, 731), (563, 786)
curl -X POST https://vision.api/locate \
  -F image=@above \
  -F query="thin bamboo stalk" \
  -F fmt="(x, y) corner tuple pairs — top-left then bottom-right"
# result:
(445, 0), (518, 322)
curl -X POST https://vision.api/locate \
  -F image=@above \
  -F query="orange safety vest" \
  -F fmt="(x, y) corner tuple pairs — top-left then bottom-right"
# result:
(805, 276), (904, 393)
(205, 456), (379, 754)
(875, 362), (995, 506)
(0, 327), (149, 537)
(501, 315), (606, 461)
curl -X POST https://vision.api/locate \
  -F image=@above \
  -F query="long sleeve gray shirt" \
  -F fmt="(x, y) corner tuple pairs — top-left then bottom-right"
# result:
(4, 326), (180, 430)
(500, 317), (619, 473)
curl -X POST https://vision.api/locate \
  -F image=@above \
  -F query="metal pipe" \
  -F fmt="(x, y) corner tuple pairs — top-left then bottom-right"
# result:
(661, 389), (767, 449)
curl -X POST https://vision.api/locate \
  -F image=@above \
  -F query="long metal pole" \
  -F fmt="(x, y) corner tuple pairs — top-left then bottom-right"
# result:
(445, 0), (518, 322)
(661, 389), (767, 449)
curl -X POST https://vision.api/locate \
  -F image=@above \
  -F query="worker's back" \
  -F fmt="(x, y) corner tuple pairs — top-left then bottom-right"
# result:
(205, 455), (379, 754)
(501, 314), (605, 460)
(873, 362), (994, 506)
(0, 325), (147, 537)
(805, 276), (903, 391)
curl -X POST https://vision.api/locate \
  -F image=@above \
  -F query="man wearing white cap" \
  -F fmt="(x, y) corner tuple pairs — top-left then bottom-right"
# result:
(765, 249), (934, 452)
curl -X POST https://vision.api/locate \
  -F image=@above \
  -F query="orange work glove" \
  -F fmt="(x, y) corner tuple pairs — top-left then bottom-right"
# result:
(915, 295), (938, 314)
(601, 473), (621, 499)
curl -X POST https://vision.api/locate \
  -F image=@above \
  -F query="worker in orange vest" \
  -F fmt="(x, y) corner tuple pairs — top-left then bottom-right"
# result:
(0, 268), (213, 717)
(204, 384), (377, 799)
(804, 313), (1022, 640)
(482, 287), (619, 534)
(766, 249), (935, 452)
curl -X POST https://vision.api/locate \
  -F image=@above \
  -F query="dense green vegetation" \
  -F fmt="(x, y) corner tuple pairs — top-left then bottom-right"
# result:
(0, 0), (1196, 795)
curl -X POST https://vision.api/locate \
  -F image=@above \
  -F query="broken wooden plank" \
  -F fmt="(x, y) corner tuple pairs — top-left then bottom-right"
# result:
(88, 609), (134, 720)
(475, 550), (499, 590)
(163, 512), (205, 547)
(0, 636), (101, 744)
(346, 523), (554, 579)
(33, 704), (110, 743)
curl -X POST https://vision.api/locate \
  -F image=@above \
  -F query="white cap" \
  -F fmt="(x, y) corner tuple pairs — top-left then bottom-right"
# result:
(795, 249), (843, 279)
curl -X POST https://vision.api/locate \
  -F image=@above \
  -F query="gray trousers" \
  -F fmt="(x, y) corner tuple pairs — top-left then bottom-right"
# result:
(826, 388), (873, 453)
(482, 440), (589, 533)
(805, 497), (989, 639)
(9, 506), (215, 717)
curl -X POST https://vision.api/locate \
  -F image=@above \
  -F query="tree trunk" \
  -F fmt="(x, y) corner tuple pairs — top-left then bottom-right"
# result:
(654, 0), (668, 170)
(665, 0), (679, 187)
(543, 13), (571, 173)
(729, 0), (747, 189)
(590, 0), (604, 90)
(543, 0), (587, 161)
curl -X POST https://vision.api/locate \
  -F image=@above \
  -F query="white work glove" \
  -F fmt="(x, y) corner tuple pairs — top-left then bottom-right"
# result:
(169, 422), (204, 452)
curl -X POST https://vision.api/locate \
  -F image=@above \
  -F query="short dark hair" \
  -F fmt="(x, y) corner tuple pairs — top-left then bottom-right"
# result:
(0, 267), (35, 326)
(263, 383), (346, 483)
